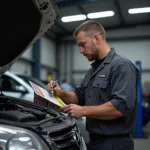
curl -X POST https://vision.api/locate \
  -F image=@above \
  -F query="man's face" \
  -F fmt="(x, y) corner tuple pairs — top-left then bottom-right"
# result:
(76, 31), (99, 61)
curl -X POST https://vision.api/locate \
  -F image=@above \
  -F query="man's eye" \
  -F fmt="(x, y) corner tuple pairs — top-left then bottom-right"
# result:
(81, 43), (85, 47)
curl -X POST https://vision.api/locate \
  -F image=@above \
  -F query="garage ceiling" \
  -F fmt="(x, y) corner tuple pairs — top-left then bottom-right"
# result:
(47, 0), (150, 38)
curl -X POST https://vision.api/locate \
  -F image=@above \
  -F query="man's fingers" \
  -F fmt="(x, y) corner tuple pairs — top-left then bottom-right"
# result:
(46, 80), (55, 91)
(61, 105), (70, 111)
(63, 107), (71, 113)
(62, 105), (70, 109)
(68, 112), (77, 119)
(46, 83), (51, 91)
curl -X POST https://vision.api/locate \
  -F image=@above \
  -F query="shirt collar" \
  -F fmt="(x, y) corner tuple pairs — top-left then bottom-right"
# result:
(104, 48), (116, 63)
(91, 58), (105, 69)
(91, 48), (116, 68)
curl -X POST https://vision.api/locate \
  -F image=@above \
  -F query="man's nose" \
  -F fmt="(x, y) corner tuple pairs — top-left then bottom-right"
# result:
(80, 47), (84, 54)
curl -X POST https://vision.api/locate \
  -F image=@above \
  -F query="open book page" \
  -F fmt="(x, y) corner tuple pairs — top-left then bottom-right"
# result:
(29, 81), (66, 111)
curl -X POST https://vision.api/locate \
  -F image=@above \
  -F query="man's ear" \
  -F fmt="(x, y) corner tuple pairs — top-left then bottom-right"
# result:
(93, 34), (100, 44)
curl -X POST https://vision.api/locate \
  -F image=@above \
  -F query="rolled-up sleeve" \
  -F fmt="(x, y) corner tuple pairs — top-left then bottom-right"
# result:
(74, 82), (85, 106)
(110, 61), (138, 116)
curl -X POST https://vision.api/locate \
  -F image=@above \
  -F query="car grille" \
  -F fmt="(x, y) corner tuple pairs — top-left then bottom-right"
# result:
(49, 125), (82, 150)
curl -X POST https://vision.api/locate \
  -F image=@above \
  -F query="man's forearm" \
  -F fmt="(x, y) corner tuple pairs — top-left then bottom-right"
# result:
(83, 102), (124, 120)
(60, 91), (78, 104)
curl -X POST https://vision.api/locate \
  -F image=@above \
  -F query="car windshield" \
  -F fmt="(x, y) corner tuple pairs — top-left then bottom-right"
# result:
(17, 75), (46, 89)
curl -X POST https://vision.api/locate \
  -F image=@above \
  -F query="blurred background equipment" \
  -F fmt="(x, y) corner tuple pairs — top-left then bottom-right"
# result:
(60, 79), (74, 92)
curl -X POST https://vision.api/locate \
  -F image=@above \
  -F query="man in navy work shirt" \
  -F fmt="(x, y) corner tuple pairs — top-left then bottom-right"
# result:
(46, 20), (139, 150)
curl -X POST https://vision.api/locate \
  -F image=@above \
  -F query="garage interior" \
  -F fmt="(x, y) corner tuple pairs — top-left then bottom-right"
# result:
(3, 0), (150, 149)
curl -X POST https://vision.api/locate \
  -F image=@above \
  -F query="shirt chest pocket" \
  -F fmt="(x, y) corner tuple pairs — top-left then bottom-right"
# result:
(92, 78), (109, 104)
(92, 78), (108, 89)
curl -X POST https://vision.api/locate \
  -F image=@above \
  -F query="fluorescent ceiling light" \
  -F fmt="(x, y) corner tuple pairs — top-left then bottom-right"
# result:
(61, 15), (86, 22)
(128, 7), (150, 14)
(87, 11), (114, 19)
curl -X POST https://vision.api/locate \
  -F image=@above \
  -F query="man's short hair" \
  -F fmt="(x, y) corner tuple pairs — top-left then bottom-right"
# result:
(73, 20), (106, 41)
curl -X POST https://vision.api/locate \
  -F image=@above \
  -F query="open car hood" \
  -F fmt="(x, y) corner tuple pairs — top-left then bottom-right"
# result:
(1, 0), (59, 76)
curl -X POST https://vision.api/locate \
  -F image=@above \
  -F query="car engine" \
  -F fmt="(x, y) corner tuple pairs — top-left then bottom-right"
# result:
(0, 95), (83, 150)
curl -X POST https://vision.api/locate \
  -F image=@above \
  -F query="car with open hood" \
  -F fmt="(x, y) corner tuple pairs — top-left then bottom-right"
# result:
(0, 0), (87, 149)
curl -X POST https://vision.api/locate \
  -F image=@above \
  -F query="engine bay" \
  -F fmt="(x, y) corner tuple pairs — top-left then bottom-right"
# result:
(0, 95), (57, 122)
(0, 95), (82, 150)
(0, 95), (74, 130)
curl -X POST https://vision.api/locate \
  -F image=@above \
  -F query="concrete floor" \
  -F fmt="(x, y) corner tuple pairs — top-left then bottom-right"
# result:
(134, 123), (150, 150)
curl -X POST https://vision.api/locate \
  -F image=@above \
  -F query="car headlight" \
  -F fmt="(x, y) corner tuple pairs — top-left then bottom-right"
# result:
(0, 125), (50, 150)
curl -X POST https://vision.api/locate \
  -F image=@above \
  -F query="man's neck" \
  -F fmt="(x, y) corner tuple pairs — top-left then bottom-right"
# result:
(98, 42), (110, 60)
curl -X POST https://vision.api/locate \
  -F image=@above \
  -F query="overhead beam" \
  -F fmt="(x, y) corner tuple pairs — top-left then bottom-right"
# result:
(58, 33), (150, 42)
(107, 36), (150, 41)
(77, 5), (90, 20)
(45, 22), (71, 40)
(54, 22), (71, 34)
(19, 57), (35, 64)
(57, 0), (98, 8)
(77, 5), (87, 14)
(104, 22), (150, 30)
(56, 22), (150, 38)
(44, 32), (56, 43)
(41, 64), (58, 72)
(114, 0), (125, 25)
(45, 30), (56, 39)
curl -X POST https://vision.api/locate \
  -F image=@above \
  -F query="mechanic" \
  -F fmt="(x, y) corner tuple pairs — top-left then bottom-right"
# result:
(46, 20), (139, 150)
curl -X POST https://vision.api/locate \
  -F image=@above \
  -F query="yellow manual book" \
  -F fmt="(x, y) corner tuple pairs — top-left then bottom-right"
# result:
(53, 96), (65, 107)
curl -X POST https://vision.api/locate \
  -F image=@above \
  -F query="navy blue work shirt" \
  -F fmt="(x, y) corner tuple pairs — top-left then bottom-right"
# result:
(74, 48), (139, 135)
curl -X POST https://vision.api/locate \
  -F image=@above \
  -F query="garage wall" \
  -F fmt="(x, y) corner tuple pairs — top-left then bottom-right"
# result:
(10, 60), (32, 76)
(108, 39), (150, 69)
(41, 36), (56, 67)
(40, 36), (56, 81)
(108, 39), (150, 81)
(10, 46), (32, 76)
(69, 39), (150, 84)
(72, 44), (90, 85)
(58, 44), (65, 81)
(58, 43), (74, 83)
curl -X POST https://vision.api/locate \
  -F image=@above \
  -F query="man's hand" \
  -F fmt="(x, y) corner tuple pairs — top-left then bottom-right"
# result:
(46, 80), (79, 105)
(61, 104), (84, 119)
(46, 80), (63, 97)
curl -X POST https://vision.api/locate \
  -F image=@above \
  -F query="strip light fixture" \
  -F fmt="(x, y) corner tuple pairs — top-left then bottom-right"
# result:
(128, 7), (150, 14)
(87, 11), (115, 19)
(61, 14), (86, 22)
